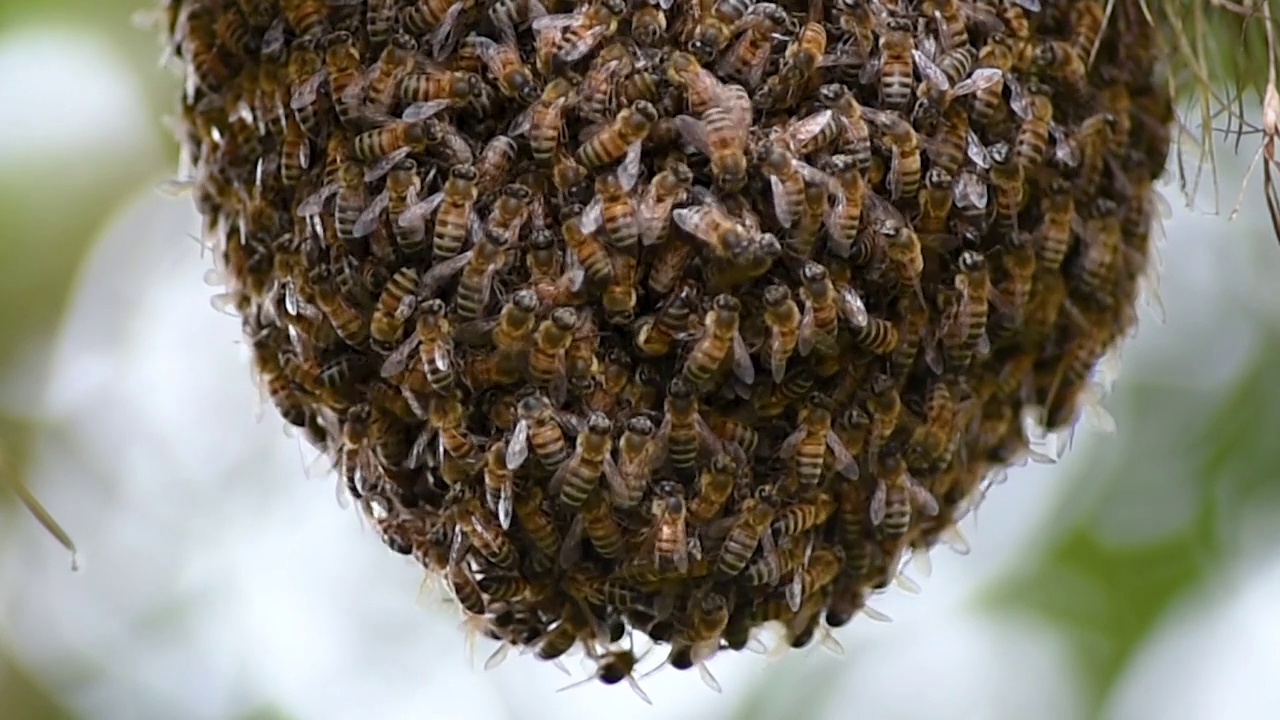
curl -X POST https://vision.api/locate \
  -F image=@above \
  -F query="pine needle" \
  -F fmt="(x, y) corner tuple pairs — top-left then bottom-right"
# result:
(1, 447), (79, 571)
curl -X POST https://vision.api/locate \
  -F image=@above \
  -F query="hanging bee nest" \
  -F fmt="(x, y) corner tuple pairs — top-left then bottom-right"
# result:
(160, 0), (1174, 694)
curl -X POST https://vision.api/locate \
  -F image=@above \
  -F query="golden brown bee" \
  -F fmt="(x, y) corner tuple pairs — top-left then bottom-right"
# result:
(688, 0), (755, 61)
(370, 266), (418, 348)
(610, 415), (659, 509)
(488, 0), (547, 43)
(583, 171), (639, 252)
(996, 231), (1037, 326)
(1070, 0), (1106, 65)
(666, 51), (728, 117)
(1032, 40), (1087, 88)
(323, 31), (364, 124)
(672, 201), (753, 263)
(551, 411), (615, 511)
(515, 484), (563, 560)
(456, 496), (518, 569)
(330, 162), (368, 240)
(716, 2), (786, 88)
(562, 212), (615, 289)
(988, 141), (1025, 235)
(286, 37), (327, 136)
(528, 307), (578, 400)
(674, 84), (751, 190)
(1010, 80), (1053, 170)
(761, 284), (802, 383)
(427, 393), (481, 468)
(508, 392), (571, 473)
(469, 35), (541, 104)
(638, 162), (693, 246)
(281, 0), (330, 39)
(683, 293), (754, 390)
(474, 135), (518, 195)
(916, 166), (954, 237)
(352, 120), (428, 162)
(309, 267), (368, 347)
(560, 647), (652, 705)
(1072, 198), (1124, 309)
(759, 143), (809, 229)
(403, 0), (468, 57)
(773, 492), (837, 540)
(650, 481), (690, 575)
(759, 20), (826, 108)
(655, 376), (720, 477)
(448, 562), (488, 615)
(399, 68), (479, 106)
(817, 83), (873, 173)
(798, 261), (840, 356)
(906, 381), (959, 473)
(489, 287), (539, 358)
(870, 454), (940, 540)
(534, 0), (626, 66)
(687, 451), (738, 524)
(714, 492), (777, 579)
(452, 231), (509, 323)
(514, 77), (575, 166)
(943, 250), (993, 371)
(867, 17), (915, 111)
(362, 33), (418, 118)
(1073, 112), (1119, 194)
(407, 164), (477, 263)
(629, 2), (666, 46)
(971, 33), (1014, 128)
(577, 100), (658, 173)
(646, 237), (696, 296)
(864, 107), (921, 200)
(781, 393), (859, 485)
(786, 547), (843, 612)
(822, 154), (868, 260)
(1036, 178), (1075, 271)
(865, 373), (902, 467)
(576, 43), (631, 121)
(279, 114), (311, 187)
(482, 440), (517, 529)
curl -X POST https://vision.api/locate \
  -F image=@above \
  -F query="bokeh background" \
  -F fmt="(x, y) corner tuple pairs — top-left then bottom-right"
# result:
(2, 2), (1280, 718)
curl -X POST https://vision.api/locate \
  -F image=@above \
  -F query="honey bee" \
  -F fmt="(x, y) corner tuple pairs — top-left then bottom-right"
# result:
(797, 261), (840, 356)
(650, 481), (690, 574)
(582, 172), (639, 251)
(286, 37), (327, 136)
(716, 2), (787, 88)
(817, 84), (872, 173)
(655, 376), (721, 477)
(865, 373), (902, 467)
(996, 231), (1037, 326)
(323, 31), (364, 124)
(943, 251), (993, 371)
(1031, 40), (1087, 88)
(489, 0), (549, 43)
(560, 648), (652, 705)
(870, 454), (940, 540)
(327, 162), (368, 240)
(1072, 198), (1123, 309)
(511, 77), (574, 165)
(666, 51), (727, 116)
(646, 237), (697, 296)
(630, 2), (666, 46)
(475, 135), (518, 194)
(688, 0), (755, 61)
(772, 492), (837, 539)
(453, 231), (510, 323)
(486, 288), (538, 359)
(638, 161), (693, 246)
(759, 143), (810, 229)
(369, 266), (418, 348)
(456, 496), (518, 568)
(609, 415), (659, 509)
(864, 107), (921, 200)
(382, 297), (454, 387)
(400, 164), (478, 263)
(787, 547), (842, 612)
(546, 411), (613, 511)
(479, 440), (518, 529)
(988, 141), (1025, 235)
(683, 294), (755, 390)
(822, 154), (868, 260)
(781, 393), (859, 484)
(577, 100), (658, 174)
(875, 211), (926, 304)
(447, 562), (487, 616)
(790, 182), (829, 259)
(672, 201), (754, 264)
(528, 307), (578, 400)
(633, 282), (694, 358)
(399, 67), (479, 106)
(468, 35), (540, 104)
(1010, 79), (1053, 170)
(402, 0), (467, 58)
(915, 166), (954, 237)
(971, 33), (1014, 128)
(425, 394), (482, 471)
(760, 20), (826, 108)
(1036, 179), (1075, 271)
(363, 33), (418, 118)
(708, 414), (758, 460)
(761, 284), (802, 383)
(1073, 112), (1118, 194)
(683, 451), (737, 524)
(309, 268), (367, 347)
(674, 84), (751, 190)
(561, 212), (615, 290)
(714, 493), (777, 579)
(864, 17), (915, 111)
(906, 381), (959, 473)
(535, 0), (626, 66)
(281, 0), (332, 39)
(507, 392), (571, 472)
(509, 485), (561, 564)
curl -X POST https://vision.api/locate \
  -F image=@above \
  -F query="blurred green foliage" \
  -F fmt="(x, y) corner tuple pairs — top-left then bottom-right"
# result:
(1, 1), (1278, 719)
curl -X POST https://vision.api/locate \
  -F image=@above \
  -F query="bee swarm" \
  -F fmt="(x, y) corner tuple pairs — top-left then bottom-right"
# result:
(163, 0), (1171, 688)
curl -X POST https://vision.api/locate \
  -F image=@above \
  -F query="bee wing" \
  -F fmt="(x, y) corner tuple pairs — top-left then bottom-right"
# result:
(912, 49), (950, 94)
(731, 332), (755, 386)
(768, 175), (796, 228)
(966, 130), (992, 168)
(825, 431), (859, 479)
(858, 53), (882, 85)
(531, 13), (580, 30)
(508, 103), (535, 137)
(398, 191), (444, 227)
(353, 190), (391, 238)
(869, 481), (888, 526)
(296, 182), (338, 217)
(908, 476), (940, 516)
(602, 455), (630, 506)
(1012, 0), (1042, 10)
(430, 3), (466, 60)
(768, 332), (787, 384)
(419, 251), (472, 298)
(290, 69), (327, 110)
(778, 425), (806, 459)
(579, 196), (605, 234)
(619, 143), (644, 192)
(672, 115), (711, 155)
(402, 98), (452, 122)
(506, 420), (530, 470)
(836, 285), (869, 326)
(558, 514), (585, 569)
(786, 566), (803, 612)
(798, 301), (816, 356)
(953, 67), (1002, 100)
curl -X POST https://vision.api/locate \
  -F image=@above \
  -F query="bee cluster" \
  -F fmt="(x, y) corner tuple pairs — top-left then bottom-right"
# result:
(163, 0), (1171, 691)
